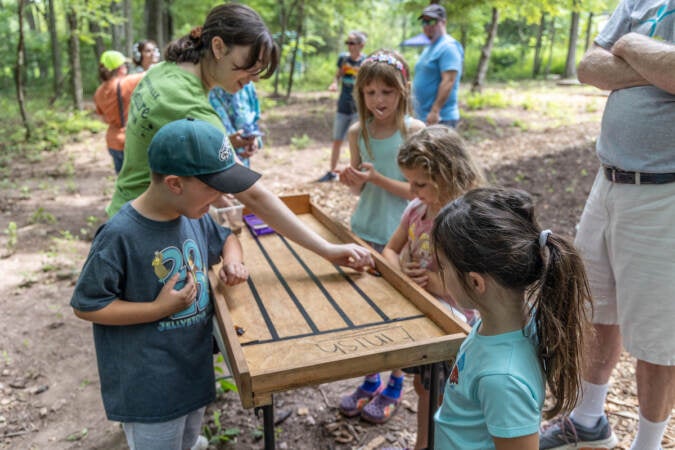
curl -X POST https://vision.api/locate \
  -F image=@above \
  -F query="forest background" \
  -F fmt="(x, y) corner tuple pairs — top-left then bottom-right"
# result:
(2, 0), (619, 150)
(6, 0), (674, 448)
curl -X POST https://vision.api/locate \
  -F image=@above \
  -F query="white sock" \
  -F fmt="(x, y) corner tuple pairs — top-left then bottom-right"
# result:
(570, 380), (609, 428)
(629, 411), (670, 450)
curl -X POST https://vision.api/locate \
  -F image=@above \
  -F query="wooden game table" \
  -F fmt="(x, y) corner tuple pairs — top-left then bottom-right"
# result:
(209, 194), (469, 449)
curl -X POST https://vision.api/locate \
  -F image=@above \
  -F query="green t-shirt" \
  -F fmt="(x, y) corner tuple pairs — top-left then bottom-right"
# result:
(106, 62), (225, 216)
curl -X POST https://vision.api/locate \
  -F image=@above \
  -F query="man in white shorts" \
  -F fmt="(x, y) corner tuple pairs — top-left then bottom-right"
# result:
(539, 1), (675, 449)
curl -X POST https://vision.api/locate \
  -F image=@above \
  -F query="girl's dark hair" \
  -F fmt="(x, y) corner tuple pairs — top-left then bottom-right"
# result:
(397, 125), (485, 203)
(164, 3), (279, 79)
(432, 187), (592, 419)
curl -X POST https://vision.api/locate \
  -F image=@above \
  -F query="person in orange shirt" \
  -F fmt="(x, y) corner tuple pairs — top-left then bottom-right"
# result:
(94, 51), (145, 174)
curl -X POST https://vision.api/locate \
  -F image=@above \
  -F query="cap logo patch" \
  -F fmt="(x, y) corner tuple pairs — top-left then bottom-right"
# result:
(218, 137), (234, 163)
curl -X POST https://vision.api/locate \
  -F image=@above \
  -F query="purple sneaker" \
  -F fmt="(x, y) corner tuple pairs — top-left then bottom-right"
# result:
(360, 391), (401, 424)
(338, 384), (384, 417)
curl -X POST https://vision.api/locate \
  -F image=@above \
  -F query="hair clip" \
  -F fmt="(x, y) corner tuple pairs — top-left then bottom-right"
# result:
(190, 26), (203, 40)
(364, 53), (408, 81)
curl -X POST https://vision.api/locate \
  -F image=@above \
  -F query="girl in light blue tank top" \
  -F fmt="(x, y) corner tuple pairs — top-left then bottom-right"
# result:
(337, 50), (425, 423)
(339, 50), (425, 249)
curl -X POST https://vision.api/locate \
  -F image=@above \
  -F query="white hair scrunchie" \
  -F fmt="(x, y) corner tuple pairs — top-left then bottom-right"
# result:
(539, 229), (552, 249)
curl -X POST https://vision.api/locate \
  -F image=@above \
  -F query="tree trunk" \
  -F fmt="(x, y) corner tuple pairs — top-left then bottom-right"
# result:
(47, 0), (62, 98)
(584, 12), (594, 51)
(272, 1), (289, 97)
(285, 0), (304, 99)
(563, 9), (580, 79)
(67, 8), (83, 110)
(124, 0), (133, 57)
(162, 0), (173, 51)
(471, 7), (499, 93)
(111, 0), (122, 51)
(25, 1), (37, 31)
(15, 0), (32, 140)
(145, 0), (163, 46)
(89, 20), (106, 61)
(532, 13), (546, 78)
(544, 17), (557, 77)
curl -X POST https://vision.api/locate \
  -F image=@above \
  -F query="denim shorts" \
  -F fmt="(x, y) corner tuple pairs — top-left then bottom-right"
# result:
(122, 407), (205, 450)
(333, 112), (358, 141)
(108, 148), (124, 174)
(575, 169), (675, 365)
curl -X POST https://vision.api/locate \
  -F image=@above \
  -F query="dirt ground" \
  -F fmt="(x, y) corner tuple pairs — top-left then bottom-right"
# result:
(1, 83), (673, 450)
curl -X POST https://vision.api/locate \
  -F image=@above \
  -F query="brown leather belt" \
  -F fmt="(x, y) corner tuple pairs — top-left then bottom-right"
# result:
(603, 166), (675, 185)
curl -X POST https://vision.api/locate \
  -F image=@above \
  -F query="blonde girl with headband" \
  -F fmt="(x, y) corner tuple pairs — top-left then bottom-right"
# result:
(339, 50), (424, 253)
(337, 50), (424, 423)
(431, 187), (592, 450)
(382, 125), (485, 448)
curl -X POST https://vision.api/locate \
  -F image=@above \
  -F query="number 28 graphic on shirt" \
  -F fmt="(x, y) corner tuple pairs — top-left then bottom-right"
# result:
(152, 240), (208, 320)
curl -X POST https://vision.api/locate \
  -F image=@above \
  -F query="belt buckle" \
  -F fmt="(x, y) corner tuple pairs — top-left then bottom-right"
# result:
(611, 168), (616, 183)
(635, 172), (641, 185)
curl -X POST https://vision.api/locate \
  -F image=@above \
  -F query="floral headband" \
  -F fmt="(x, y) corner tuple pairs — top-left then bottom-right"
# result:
(364, 53), (408, 81)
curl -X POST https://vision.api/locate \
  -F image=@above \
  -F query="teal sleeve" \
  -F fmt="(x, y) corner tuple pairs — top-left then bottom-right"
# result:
(478, 374), (542, 438)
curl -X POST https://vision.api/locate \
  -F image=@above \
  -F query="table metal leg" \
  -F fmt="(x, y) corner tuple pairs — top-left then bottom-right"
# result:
(255, 398), (275, 450)
(428, 363), (439, 449)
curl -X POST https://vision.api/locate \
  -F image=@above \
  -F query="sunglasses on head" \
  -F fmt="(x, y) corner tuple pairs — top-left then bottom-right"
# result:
(345, 40), (359, 45)
(420, 18), (438, 26)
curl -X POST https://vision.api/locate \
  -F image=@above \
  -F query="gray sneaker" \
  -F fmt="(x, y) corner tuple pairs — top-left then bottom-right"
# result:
(539, 415), (618, 449)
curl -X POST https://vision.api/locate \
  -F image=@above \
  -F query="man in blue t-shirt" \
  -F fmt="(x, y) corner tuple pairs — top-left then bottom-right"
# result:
(412, 4), (463, 128)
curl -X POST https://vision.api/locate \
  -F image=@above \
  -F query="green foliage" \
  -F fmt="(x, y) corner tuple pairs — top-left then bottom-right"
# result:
(0, 94), (104, 163)
(29, 207), (57, 225)
(214, 354), (237, 395)
(4, 222), (18, 253)
(202, 409), (240, 444)
(290, 134), (311, 149)
(464, 91), (509, 110)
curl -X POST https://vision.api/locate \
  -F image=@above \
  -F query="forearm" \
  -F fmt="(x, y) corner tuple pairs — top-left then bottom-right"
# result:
(430, 72), (455, 114)
(73, 299), (170, 326)
(578, 44), (648, 91)
(611, 33), (675, 94)
(221, 233), (243, 265)
(381, 247), (401, 269)
(369, 172), (414, 200)
(425, 271), (448, 299)
(234, 183), (329, 255)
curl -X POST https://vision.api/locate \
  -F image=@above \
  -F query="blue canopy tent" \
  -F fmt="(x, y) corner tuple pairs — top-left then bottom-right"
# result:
(400, 33), (431, 47)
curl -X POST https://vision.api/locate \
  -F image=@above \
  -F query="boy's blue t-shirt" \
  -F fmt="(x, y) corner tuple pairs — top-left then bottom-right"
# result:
(70, 203), (230, 423)
(412, 35), (464, 122)
(434, 318), (545, 449)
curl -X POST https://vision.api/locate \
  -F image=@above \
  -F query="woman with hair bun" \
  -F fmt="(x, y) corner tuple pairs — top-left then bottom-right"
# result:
(108, 2), (372, 290)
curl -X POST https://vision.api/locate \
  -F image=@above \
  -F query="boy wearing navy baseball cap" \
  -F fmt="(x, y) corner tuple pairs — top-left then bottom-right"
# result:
(71, 118), (253, 450)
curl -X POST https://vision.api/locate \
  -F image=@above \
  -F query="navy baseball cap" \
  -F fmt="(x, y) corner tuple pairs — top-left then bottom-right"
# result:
(418, 4), (446, 20)
(148, 118), (261, 194)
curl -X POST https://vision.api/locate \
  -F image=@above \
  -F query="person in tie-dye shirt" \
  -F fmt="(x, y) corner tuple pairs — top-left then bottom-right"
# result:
(209, 82), (262, 167)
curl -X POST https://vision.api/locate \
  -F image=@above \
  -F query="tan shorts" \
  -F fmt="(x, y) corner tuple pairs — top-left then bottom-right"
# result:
(575, 170), (675, 365)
